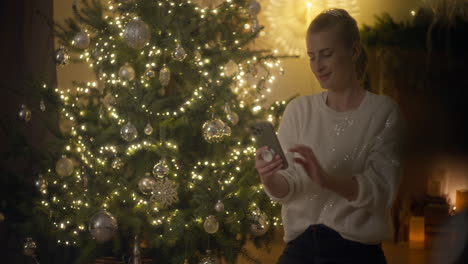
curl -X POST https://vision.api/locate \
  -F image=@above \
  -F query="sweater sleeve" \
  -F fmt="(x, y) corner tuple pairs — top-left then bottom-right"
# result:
(347, 104), (406, 212)
(263, 98), (303, 204)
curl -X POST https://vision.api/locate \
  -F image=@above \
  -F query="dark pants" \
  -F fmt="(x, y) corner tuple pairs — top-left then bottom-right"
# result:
(277, 224), (387, 264)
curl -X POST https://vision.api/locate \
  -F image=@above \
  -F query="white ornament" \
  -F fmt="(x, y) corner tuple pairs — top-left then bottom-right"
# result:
(150, 178), (179, 208)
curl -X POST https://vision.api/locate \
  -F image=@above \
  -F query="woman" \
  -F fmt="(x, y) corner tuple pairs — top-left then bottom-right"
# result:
(255, 8), (405, 264)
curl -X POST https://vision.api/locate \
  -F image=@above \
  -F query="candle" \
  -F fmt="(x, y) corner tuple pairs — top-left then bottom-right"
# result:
(307, 2), (312, 23)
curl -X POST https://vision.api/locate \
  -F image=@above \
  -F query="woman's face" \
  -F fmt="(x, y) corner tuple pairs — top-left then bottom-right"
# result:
(306, 26), (357, 90)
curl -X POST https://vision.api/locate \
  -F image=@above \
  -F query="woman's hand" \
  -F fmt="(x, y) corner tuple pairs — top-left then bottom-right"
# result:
(289, 144), (330, 189)
(255, 146), (283, 184)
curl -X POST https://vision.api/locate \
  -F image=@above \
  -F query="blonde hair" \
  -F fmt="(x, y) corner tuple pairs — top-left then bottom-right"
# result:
(307, 8), (368, 80)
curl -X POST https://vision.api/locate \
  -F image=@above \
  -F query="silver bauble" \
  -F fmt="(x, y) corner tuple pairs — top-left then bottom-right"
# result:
(120, 121), (138, 141)
(18, 105), (32, 122)
(194, 50), (202, 61)
(214, 200), (224, 213)
(202, 119), (225, 143)
(88, 210), (118, 243)
(92, 47), (102, 60)
(172, 44), (187, 61)
(35, 174), (47, 193)
(40, 99), (46, 112)
(56, 156), (74, 177)
(222, 123), (231, 136)
(248, 0), (261, 16)
(55, 46), (70, 66)
(250, 211), (270, 237)
(144, 122), (153, 135)
(73, 31), (90, 49)
(138, 174), (157, 195)
(102, 93), (116, 107)
(124, 18), (150, 49)
(144, 68), (156, 80)
(198, 250), (220, 264)
(226, 112), (239, 125)
(23, 237), (37, 256)
(119, 63), (136, 81)
(152, 159), (169, 178)
(223, 60), (238, 77)
(203, 215), (219, 234)
(159, 65), (170, 87)
(252, 18), (260, 32)
(112, 157), (124, 170)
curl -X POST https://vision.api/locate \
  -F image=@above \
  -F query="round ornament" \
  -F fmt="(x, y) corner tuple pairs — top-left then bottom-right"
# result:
(248, 0), (261, 17)
(144, 122), (153, 135)
(223, 60), (238, 77)
(119, 63), (136, 81)
(202, 119), (226, 143)
(56, 156), (74, 177)
(124, 18), (150, 49)
(88, 210), (118, 243)
(152, 158), (169, 178)
(120, 121), (138, 141)
(35, 174), (47, 193)
(172, 44), (187, 61)
(144, 68), (156, 80)
(92, 47), (102, 60)
(18, 105), (32, 122)
(250, 211), (270, 237)
(214, 200), (224, 213)
(226, 112), (239, 125)
(138, 173), (156, 195)
(23, 237), (37, 256)
(222, 123), (231, 137)
(198, 250), (220, 264)
(159, 65), (171, 87)
(73, 31), (90, 49)
(0, 212), (5, 223)
(112, 156), (124, 170)
(203, 215), (219, 234)
(55, 46), (70, 66)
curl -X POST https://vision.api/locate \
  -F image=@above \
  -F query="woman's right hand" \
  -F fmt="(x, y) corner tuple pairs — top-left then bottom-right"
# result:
(255, 146), (284, 184)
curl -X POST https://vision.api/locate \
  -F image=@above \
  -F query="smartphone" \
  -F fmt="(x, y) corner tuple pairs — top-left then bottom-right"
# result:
(250, 121), (288, 169)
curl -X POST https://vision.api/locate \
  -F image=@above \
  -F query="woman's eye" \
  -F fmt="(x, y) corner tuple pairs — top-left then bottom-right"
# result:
(323, 52), (332, 57)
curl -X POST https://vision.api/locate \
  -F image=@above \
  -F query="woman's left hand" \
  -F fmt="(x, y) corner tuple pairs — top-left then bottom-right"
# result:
(289, 145), (331, 189)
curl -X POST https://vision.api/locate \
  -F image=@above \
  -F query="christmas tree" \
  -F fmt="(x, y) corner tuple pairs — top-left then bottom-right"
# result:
(31, 0), (290, 263)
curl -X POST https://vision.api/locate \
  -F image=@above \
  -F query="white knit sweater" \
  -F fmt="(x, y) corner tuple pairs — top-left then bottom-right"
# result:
(264, 90), (405, 244)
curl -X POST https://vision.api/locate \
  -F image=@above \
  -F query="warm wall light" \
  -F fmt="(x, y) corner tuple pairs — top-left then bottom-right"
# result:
(409, 216), (425, 249)
(263, 0), (360, 56)
(455, 189), (468, 212)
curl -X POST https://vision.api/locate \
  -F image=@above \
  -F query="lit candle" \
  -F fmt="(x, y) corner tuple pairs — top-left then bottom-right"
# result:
(307, 2), (312, 23)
